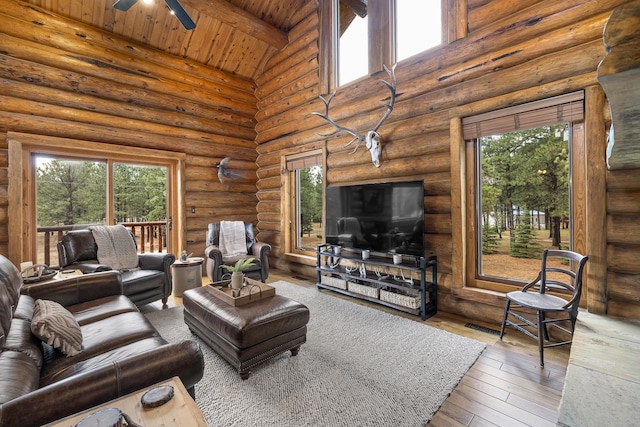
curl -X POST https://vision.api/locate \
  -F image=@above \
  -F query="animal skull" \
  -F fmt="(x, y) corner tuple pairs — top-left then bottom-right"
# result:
(365, 131), (381, 167)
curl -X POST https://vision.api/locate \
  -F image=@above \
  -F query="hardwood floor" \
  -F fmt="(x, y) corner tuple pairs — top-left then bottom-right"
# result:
(152, 269), (569, 427)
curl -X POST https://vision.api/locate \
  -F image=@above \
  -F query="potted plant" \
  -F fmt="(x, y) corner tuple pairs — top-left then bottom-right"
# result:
(221, 258), (255, 290)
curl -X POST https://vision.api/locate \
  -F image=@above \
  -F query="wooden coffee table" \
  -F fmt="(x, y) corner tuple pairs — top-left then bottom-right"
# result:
(45, 377), (207, 426)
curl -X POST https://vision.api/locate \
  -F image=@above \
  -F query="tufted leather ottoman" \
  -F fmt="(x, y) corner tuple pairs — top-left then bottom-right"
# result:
(182, 285), (309, 379)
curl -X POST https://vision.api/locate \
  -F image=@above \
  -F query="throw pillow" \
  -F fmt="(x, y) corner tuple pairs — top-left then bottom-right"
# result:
(31, 299), (82, 357)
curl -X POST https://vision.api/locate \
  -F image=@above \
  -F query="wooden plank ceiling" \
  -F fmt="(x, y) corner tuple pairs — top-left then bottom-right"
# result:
(25, 0), (309, 80)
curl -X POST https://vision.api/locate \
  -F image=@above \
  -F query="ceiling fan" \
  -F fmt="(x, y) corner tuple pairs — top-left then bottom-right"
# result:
(113, 0), (196, 30)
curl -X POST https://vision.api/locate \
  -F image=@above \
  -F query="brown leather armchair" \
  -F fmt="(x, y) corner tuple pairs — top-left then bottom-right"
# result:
(57, 229), (175, 307)
(204, 222), (271, 283)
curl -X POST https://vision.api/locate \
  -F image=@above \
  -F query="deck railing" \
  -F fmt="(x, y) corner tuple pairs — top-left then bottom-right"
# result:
(37, 221), (168, 266)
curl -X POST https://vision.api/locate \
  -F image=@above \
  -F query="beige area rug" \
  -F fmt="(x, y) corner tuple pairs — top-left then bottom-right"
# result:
(145, 280), (486, 427)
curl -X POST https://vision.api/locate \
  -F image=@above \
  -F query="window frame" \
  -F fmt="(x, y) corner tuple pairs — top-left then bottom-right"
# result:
(319, 0), (450, 92)
(460, 94), (587, 294)
(281, 148), (326, 260)
(7, 133), (185, 265)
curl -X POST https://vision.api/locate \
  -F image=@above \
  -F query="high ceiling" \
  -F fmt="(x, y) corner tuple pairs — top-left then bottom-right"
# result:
(25, 0), (311, 81)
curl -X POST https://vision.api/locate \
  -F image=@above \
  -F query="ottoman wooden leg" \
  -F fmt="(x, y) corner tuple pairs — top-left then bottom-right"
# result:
(290, 346), (301, 357)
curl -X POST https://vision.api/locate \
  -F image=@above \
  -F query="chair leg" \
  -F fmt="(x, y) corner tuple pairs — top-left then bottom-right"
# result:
(499, 299), (511, 340)
(541, 312), (550, 341)
(537, 310), (545, 368)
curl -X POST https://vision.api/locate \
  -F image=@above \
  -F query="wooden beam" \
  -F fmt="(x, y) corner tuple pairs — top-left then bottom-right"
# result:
(342, 0), (367, 18)
(180, 0), (289, 49)
(584, 85), (608, 314)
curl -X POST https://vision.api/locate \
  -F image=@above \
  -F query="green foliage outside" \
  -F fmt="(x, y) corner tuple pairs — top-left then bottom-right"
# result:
(510, 210), (542, 258)
(299, 166), (323, 241)
(480, 125), (570, 259)
(36, 158), (167, 227)
(481, 221), (500, 255)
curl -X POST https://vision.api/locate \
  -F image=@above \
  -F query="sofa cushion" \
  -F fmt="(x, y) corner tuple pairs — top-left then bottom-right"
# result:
(31, 299), (83, 357)
(60, 230), (99, 263)
(39, 336), (168, 387)
(12, 295), (35, 321)
(0, 350), (40, 404)
(3, 318), (44, 369)
(41, 311), (159, 378)
(120, 270), (165, 294)
(66, 295), (139, 326)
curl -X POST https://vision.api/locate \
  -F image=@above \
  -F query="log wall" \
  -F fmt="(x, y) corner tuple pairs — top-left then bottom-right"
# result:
(0, 0), (260, 261)
(255, 0), (640, 322)
(1, 0), (639, 322)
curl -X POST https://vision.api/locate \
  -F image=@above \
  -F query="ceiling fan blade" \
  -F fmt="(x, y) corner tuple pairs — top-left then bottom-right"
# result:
(113, 0), (139, 12)
(164, 0), (196, 30)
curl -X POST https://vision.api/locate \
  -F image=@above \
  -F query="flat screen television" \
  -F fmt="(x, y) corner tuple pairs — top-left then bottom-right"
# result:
(325, 180), (424, 256)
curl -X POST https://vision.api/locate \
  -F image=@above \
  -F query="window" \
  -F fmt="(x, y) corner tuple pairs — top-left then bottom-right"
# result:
(338, 5), (368, 85)
(284, 151), (324, 255)
(7, 134), (184, 266)
(35, 157), (168, 264)
(463, 92), (585, 290)
(396, 0), (442, 62)
(330, 0), (444, 87)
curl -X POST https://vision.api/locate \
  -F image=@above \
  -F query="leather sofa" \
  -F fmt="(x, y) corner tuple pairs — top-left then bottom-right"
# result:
(0, 254), (204, 426)
(204, 222), (271, 283)
(57, 229), (174, 307)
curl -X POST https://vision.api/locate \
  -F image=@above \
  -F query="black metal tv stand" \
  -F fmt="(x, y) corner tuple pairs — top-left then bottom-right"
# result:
(315, 244), (437, 320)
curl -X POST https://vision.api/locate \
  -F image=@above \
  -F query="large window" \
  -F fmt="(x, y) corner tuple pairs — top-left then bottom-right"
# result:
(333, 0), (443, 86)
(7, 134), (184, 267)
(476, 125), (570, 284)
(35, 157), (168, 264)
(463, 92), (585, 290)
(284, 151), (324, 256)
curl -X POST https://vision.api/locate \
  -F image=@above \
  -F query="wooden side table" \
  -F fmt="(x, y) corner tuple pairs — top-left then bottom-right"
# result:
(45, 377), (207, 426)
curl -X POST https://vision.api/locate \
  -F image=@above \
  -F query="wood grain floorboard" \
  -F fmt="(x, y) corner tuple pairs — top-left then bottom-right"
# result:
(148, 270), (569, 427)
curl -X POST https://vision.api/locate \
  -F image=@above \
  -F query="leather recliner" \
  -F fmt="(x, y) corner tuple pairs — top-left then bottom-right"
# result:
(57, 229), (175, 307)
(204, 222), (271, 283)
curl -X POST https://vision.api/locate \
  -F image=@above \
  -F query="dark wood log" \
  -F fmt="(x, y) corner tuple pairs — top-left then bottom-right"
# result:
(425, 196), (452, 215)
(1, 77), (254, 134)
(607, 244), (640, 274)
(468, 0), (543, 33)
(0, 30), (257, 114)
(607, 169), (640, 190)
(607, 271), (640, 303)
(256, 165), (281, 180)
(256, 57), (319, 100)
(258, 14), (319, 85)
(0, 113), (257, 157)
(0, 54), (256, 120)
(608, 215), (640, 245)
(607, 191), (640, 214)
(326, 152), (450, 184)
(0, 95), (255, 143)
(256, 189), (281, 201)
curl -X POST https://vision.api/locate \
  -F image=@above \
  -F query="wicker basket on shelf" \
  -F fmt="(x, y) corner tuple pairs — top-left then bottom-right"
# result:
(320, 275), (348, 290)
(347, 281), (380, 298)
(380, 289), (423, 309)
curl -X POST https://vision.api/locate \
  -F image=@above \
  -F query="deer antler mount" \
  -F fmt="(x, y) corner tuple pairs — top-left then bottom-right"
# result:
(312, 64), (397, 167)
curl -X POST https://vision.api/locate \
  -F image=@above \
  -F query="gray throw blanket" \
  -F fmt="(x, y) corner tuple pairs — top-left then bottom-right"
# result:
(89, 225), (139, 270)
